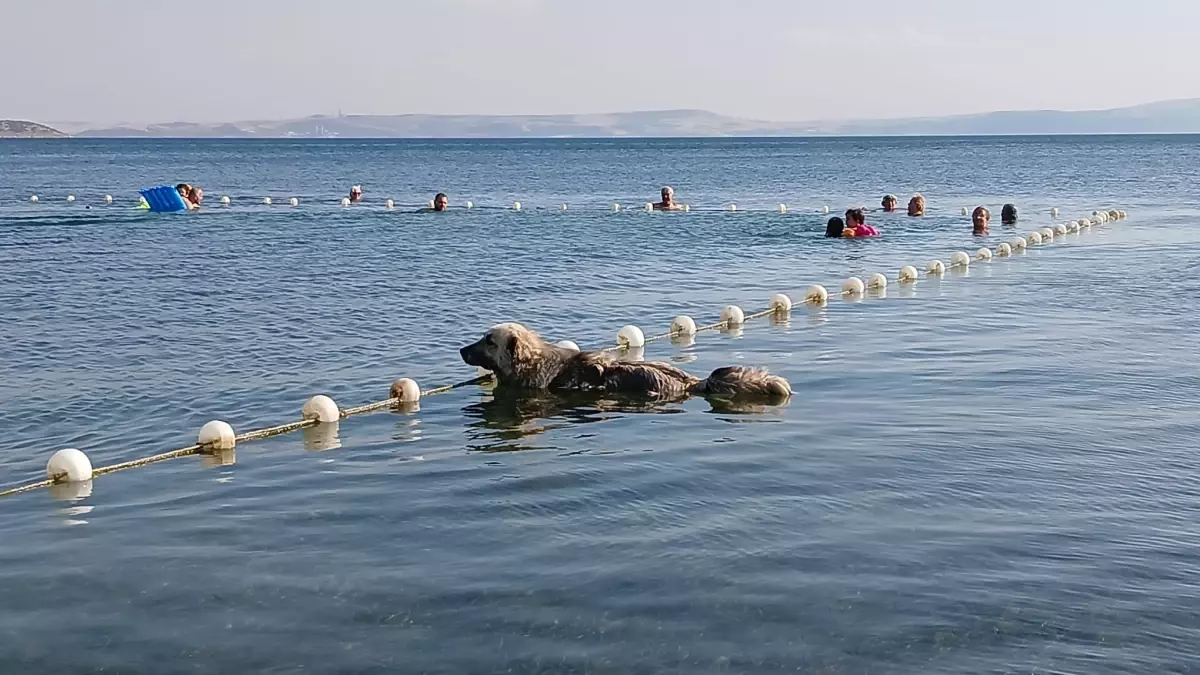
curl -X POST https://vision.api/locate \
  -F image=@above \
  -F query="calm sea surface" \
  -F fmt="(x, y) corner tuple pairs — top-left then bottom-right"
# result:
(1, 137), (1199, 673)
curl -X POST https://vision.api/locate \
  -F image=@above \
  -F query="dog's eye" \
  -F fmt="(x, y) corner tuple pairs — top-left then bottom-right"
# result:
(485, 336), (495, 346)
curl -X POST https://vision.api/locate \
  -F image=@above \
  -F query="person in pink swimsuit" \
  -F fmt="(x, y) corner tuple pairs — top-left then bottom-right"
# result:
(845, 208), (879, 237)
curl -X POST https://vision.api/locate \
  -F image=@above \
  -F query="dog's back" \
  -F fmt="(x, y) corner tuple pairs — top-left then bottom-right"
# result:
(696, 366), (792, 398)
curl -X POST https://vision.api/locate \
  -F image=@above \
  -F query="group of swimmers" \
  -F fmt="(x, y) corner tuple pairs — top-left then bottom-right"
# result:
(822, 192), (1021, 239)
(183, 182), (1021, 230)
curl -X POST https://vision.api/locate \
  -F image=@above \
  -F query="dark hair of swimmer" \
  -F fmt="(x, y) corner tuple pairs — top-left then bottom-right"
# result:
(845, 208), (866, 226)
(433, 193), (448, 211)
(825, 217), (846, 238)
(176, 183), (191, 196)
(1001, 203), (1018, 225)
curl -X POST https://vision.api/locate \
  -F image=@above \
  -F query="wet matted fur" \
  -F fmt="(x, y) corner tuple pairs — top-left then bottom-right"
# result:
(460, 322), (791, 400)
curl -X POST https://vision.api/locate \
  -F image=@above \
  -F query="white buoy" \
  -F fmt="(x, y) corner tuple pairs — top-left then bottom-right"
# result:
(821, 206), (829, 214)
(263, 197), (272, 205)
(1118, 210), (1127, 219)
(513, 201), (522, 211)
(1051, 207), (1059, 218)
(1028, 231), (1044, 245)
(466, 201), (474, 209)
(29, 195), (38, 202)
(868, 273), (888, 290)
(104, 195), (113, 204)
(385, 199), (394, 210)
(66, 195), (75, 202)
(778, 204), (788, 214)
(1054, 224), (1067, 236)
(555, 340), (581, 353)
(961, 207), (968, 216)
(301, 395), (340, 424)
(950, 251), (971, 268)
(198, 420), (236, 451)
(220, 196), (230, 205)
(340, 197), (351, 207)
(770, 293), (793, 313)
(926, 260), (946, 276)
(720, 305), (745, 326)
(1108, 210), (1120, 222)
(805, 285), (830, 304)
(1040, 227), (1054, 240)
(996, 242), (1012, 257)
(1092, 210), (1106, 223)
(617, 325), (646, 349)
(47, 448), (92, 483)
(976, 247), (993, 261)
(1012, 237), (1027, 251)
(728, 204), (737, 212)
(289, 197), (299, 207)
(898, 265), (920, 283)
(683, 204), (691, 212)
(841, 276), (866, 295)
(1079, 218), (1092, 229)
(389, 378), (421, 403)
(560, 203), (568, 211)
(612, 203), (621, 212)
(1067, 221), (1079, 233)
(645, 202), (654, 212)
(429, 200), (436, 209)
(671, 315), (698, 336)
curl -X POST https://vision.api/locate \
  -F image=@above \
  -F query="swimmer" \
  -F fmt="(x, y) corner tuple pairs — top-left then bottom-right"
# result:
(845, 208), (879, 237)
(433, 193), (448, 212)
(824, 217), (846, 238)
(187, 186), (204, 210)
(1001, 203), (1018, 225)
(176, 183), (194, 208)
(907, 194), (926, 217)
(652, 186), (684, 211)
(881, 194), (898, 212)
(349, 185), (363, 203)
(972, 206), (990, 235)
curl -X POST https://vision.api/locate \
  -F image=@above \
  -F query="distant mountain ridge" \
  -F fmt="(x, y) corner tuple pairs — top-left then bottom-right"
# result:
(44, 98), (1200, 138)
(0, 120), (67, 138)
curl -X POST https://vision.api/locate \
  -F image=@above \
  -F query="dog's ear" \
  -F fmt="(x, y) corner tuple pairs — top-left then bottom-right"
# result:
(506, 333), (519, 356)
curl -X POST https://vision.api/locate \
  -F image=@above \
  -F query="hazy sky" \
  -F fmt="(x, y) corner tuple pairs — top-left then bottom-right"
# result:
(4, 0), (1199, 124)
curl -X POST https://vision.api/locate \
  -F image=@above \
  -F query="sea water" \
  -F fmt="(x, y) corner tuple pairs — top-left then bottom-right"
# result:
(1, 136), (1199, 673)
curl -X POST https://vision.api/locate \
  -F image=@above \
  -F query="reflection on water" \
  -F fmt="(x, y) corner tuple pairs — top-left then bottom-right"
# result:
(202, 446), (237, 467)
(49, 479), (93, 502)
(302, 422), (342, 452)
(462, 389), (687, 452)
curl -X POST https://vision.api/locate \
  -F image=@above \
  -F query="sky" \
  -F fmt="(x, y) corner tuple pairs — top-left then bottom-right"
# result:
(3, 0), (1200, 125)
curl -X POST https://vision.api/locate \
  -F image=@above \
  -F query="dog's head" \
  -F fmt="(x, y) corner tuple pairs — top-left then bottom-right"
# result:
(460, 323), (544, 379)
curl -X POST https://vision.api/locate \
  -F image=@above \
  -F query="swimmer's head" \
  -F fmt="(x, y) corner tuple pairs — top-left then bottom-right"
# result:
(825, 217), (846, 238)
(176, 183), (191, 197)
(972, 206), (990, 234)
(1001, 203), (1017, 225)
(661, 186), (675, 204)
(188, 187), (204, 204)
(882, 195), (897, 211)
(907, 193), (925, 217)
(845, 208), (866, 226)
(433, 193), (448, 211)
(349, 185), (363, 201)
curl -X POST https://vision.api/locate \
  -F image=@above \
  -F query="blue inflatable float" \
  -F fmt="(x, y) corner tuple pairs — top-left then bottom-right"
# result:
(138, 185), (189, 213)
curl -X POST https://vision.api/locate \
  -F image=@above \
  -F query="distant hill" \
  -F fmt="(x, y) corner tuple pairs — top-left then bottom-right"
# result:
(56, 98), (1200, 138)
(0, 120), (67, 138)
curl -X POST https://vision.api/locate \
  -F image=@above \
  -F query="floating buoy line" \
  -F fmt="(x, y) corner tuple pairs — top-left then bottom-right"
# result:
(0, 208), (1127, 501)
(8, 193), (1102, 216)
